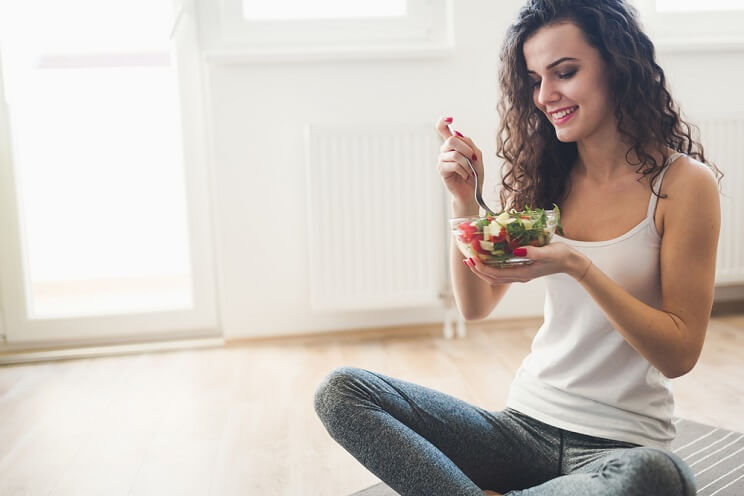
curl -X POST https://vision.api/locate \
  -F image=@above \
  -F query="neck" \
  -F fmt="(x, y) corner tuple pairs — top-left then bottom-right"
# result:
(574, 125), (635, 184)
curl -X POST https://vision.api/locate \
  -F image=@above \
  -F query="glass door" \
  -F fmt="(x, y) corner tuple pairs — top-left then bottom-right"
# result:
(0, 0), (218, 345)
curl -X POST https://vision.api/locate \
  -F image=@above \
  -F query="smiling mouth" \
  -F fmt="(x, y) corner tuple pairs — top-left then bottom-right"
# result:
(550, 106), (578, 123)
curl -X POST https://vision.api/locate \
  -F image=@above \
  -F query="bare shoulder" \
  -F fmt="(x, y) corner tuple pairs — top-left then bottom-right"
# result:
(659, 154), (720, 236)
(659, 154), (719, 200)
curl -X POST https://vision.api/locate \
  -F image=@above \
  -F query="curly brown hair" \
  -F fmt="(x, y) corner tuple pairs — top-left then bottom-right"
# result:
(496, 0), (723, 211)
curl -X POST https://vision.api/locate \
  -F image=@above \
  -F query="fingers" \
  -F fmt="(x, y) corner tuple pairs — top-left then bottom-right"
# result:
(440, 150), (474, 180)
(435, 116), (468, 154)
(464, 257), (530, 284)
(453, 132), (479, 156)
(439, 136), (473, 158)
(438, 132), (474, 166)
(439, 158), (471, 181)
(436, 116), (482, 183)
(435, 116), (454, 140)
(439, 145), (478, 186)
(437, 119), (480, 163)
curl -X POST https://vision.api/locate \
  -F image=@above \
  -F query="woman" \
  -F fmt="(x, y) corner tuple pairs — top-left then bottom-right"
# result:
(314, 1), (722, 494)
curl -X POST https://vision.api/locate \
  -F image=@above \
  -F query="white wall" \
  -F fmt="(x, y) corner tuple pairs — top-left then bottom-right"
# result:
(657, 51), (744, 115)
(201, 1), (744, 339)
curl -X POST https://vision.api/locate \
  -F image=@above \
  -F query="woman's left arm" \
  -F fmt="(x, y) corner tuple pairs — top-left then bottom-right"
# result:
(573, 162), (720, 378)
(464, 159), (721, 378)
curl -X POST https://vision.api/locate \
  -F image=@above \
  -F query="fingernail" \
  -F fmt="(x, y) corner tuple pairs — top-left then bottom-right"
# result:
(463, 259), (469, 267)
(445, 117), (453, 123)
(454, 130), (463, 137)
(468, 257), (475, 266)
(471, 154), (477, 161)
(513, 248), (527, 257)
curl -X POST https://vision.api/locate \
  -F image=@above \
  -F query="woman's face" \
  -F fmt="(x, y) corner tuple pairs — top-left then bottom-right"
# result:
(523, 22), (615, 144)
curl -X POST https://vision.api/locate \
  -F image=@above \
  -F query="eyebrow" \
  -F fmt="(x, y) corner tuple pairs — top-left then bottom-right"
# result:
(526, 57), (579, 74)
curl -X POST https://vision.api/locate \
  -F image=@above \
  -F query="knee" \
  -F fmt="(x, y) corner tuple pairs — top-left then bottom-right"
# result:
(312, 366), (365, 422)
(606, 447), (696, 496)
(662, 450), (697, 496)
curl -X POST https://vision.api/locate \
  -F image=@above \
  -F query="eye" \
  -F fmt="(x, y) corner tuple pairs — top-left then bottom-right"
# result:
(530, 68), (577, 89)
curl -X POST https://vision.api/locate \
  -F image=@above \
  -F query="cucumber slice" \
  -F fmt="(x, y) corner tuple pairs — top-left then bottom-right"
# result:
(480, 240), (494, 251)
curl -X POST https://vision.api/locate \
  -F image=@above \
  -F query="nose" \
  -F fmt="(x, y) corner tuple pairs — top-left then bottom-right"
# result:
(536, 78), (560, 107)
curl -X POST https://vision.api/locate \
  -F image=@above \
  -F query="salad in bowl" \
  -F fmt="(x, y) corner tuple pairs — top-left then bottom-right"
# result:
(450, 205), (563, 267)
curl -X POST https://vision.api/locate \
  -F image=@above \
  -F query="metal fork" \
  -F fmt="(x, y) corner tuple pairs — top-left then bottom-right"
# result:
(449, 125), (498, 216)
(464, 156), (497, 217)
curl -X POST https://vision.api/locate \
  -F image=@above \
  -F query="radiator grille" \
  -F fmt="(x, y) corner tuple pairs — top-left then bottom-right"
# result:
(304, 123), (446, 311)
(697, 116), (744, 284)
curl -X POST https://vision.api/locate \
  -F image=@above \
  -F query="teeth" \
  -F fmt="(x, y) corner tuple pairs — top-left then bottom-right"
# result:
(552, 107), (577, 119)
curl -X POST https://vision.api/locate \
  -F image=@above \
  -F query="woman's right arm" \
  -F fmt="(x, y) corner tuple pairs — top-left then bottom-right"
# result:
(449, 199), (511, 321)
(436, 116), (511, 321)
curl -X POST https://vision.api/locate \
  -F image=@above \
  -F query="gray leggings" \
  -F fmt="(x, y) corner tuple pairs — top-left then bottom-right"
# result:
(313, 366), (697, 496)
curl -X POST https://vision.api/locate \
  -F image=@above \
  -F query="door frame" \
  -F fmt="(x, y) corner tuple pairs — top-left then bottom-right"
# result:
(0, 0), (222, 348)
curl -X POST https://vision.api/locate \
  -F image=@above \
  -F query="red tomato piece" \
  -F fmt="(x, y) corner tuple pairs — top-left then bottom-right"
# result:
(459, 222), (478, 242)
(470, 234), (486, 253)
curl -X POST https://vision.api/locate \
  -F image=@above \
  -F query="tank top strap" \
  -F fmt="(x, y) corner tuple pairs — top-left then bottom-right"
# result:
(646, 152), (685, 219)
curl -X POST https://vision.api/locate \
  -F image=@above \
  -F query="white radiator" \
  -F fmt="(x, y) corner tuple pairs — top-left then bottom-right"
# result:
(304, 123), (446, 311)
(696, 116), (744, 285)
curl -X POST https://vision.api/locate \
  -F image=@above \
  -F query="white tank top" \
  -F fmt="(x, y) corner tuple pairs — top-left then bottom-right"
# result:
(506, 152), (685, 449)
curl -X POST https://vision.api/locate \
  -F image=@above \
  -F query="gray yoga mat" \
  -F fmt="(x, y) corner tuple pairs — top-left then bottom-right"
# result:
(350, 417), (744, 495)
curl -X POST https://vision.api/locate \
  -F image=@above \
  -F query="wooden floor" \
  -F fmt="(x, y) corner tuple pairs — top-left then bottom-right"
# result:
(0, 313), (742, 496)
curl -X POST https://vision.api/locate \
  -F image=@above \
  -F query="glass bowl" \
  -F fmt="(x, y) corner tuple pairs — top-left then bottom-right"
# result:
(450, 209), (559, 267)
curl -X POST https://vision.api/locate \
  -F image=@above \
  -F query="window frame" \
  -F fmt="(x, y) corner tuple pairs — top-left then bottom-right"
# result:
(197, 0), (453, 63)
(0, 0), (220, 345)
(655, 0), (744, 13)
(634, 0), (744, 51)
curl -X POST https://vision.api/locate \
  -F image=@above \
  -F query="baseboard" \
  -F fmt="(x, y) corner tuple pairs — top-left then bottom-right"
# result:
(715, 284), (744, 302)
(0, 336), (225, 365)
(712, 300), (744, 315)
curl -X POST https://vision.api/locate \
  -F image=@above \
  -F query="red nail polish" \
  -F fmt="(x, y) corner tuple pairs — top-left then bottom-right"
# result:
(468, 257), (475, 266)
(454, 130), (463, 137)
(471, 154), (477, 161)
(445, 117), (453, 123)
(463, 260), (469, 267)
(513, 248), (527, 257)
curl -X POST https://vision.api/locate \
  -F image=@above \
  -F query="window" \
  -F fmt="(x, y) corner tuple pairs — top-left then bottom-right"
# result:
(656, 0), (744, 12)
(242, 0), (407, 20)
(199, 0), (451, 61)
(0, 0), (193, 318)
(633, 0), (744, 50)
